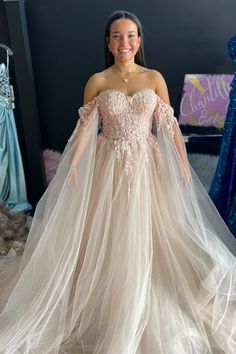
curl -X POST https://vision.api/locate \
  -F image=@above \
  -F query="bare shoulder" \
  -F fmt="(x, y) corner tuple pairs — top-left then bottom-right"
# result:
(146, 69), (165, 82)
(148, 69), (170, 105)
(83, 71), (106, 104)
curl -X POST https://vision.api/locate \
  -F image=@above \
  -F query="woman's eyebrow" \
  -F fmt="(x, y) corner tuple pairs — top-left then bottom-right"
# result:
(111, 30), (137, 34)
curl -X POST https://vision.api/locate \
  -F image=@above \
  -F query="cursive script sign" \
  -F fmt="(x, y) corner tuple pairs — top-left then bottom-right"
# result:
(179, 74), (233, 129)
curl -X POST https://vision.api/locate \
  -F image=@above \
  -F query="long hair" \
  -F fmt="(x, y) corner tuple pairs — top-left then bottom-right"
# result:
(104, 10), (146, 68)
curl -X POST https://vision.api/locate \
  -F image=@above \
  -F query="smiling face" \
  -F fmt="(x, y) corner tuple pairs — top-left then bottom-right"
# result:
(107, 18), (141, 64)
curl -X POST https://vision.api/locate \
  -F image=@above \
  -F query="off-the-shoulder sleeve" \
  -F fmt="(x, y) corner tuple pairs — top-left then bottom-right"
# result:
(153, 95), (179, 138)
(68, 95), (99, 144)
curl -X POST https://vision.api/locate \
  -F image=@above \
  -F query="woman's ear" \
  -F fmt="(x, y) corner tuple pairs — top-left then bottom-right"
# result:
(106, 37), (110, 51)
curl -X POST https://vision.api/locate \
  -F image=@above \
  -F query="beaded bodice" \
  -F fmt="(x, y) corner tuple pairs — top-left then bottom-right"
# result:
(0, 63), (14, 109)
(99, 89), (156, 141)
(71, 88), (177, 196)
(98, 90), (160, 190)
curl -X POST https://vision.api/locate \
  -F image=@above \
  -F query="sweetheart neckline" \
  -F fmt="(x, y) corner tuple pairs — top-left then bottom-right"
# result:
(98, 88), (159, 99)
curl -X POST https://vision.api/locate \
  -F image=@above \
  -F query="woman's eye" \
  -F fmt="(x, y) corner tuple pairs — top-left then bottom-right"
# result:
(112, 34), (136, 40)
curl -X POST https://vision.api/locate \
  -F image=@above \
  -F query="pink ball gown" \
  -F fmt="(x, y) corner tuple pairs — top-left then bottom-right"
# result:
(0, 88), (236, 353)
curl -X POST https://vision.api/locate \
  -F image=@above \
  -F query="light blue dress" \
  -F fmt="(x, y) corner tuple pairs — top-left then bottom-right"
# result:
(0, 62), (31, 211)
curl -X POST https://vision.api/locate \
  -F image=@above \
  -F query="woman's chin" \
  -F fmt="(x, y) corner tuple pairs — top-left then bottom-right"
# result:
(115, 54), (135, 62)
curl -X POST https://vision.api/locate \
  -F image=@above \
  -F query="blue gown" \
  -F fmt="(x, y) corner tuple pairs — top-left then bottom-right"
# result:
(0, 62), (31, 211)
(209, 33), (236, 236)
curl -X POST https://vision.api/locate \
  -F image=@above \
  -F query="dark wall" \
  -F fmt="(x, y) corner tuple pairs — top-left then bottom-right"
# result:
(0, 1), (9, 44)
(1, 0), (236, 154)
(0, 0), (235, 204)
(22, 0), (236, 152)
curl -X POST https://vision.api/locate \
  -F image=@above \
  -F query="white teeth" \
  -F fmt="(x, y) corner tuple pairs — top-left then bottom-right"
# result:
(119, 49), (130, 52)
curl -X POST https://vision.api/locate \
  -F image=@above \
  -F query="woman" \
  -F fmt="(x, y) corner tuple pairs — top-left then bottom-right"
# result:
(0, 9), (236, 354)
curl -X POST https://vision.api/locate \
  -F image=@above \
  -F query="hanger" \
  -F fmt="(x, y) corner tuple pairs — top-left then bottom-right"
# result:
(0, 43), (13, 55)
(0, 43), (13, 70)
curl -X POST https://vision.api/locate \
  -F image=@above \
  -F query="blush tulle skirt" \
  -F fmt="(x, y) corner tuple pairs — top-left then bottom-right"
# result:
(0, 108), (236, 353)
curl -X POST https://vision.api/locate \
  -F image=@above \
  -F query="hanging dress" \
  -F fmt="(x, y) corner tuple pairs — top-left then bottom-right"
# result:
(0, 62), (31, 212)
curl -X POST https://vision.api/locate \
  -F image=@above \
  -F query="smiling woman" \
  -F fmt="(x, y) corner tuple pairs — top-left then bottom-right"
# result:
(0, 8), (236, 354)
(108, 20), (141, 65)
(104, 10), (146, 69)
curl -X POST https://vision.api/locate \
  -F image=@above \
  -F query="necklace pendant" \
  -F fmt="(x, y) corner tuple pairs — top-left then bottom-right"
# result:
(123, 78), (128, 83)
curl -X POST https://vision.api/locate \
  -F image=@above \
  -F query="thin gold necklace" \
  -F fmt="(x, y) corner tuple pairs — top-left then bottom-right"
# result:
(114, 68), (138, 84)
(120, 72), (135, 84)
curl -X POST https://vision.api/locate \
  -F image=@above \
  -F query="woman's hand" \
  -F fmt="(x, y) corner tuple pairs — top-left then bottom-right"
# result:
(180, 163), (191, 186)
(67, 166), (78, 191)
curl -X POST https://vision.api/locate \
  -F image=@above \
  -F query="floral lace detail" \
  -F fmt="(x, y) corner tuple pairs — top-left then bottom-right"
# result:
(78, 96), (99, 126)
(115, 139), (148, 198)
(67, 89), (175, 197)
(154, 95), (178, 138)
(99, 89), (157, 197)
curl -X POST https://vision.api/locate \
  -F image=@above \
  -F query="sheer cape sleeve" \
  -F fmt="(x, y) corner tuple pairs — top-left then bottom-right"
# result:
(153, 94), (236, 256)
(152, 94), (236, 349)
(0, 95), (101, 352)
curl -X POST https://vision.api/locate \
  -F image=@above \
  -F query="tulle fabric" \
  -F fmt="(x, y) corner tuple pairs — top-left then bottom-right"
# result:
(0, 90), (236, 354)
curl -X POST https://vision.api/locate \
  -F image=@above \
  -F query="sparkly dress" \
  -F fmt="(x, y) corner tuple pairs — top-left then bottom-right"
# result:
(209, 33), (236, 236)
(0, 89), (236, 353)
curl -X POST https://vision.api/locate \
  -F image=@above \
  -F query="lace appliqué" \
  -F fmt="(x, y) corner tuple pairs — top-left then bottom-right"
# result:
(99, 89), (159, 198)
(114, 136), (162, 198)
(154, 96), (178, 138)
(116, 139), (149, 198)
(67, 90), (164, 199)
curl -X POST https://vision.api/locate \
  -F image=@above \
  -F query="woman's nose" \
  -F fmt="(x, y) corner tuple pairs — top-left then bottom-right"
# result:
(120, 36), (129, 45)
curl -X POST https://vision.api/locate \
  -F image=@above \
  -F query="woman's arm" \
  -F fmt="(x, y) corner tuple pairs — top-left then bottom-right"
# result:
(83, 73), (103, 104)
(67, 75), (101, 190)
(153, 70), (191, 180)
